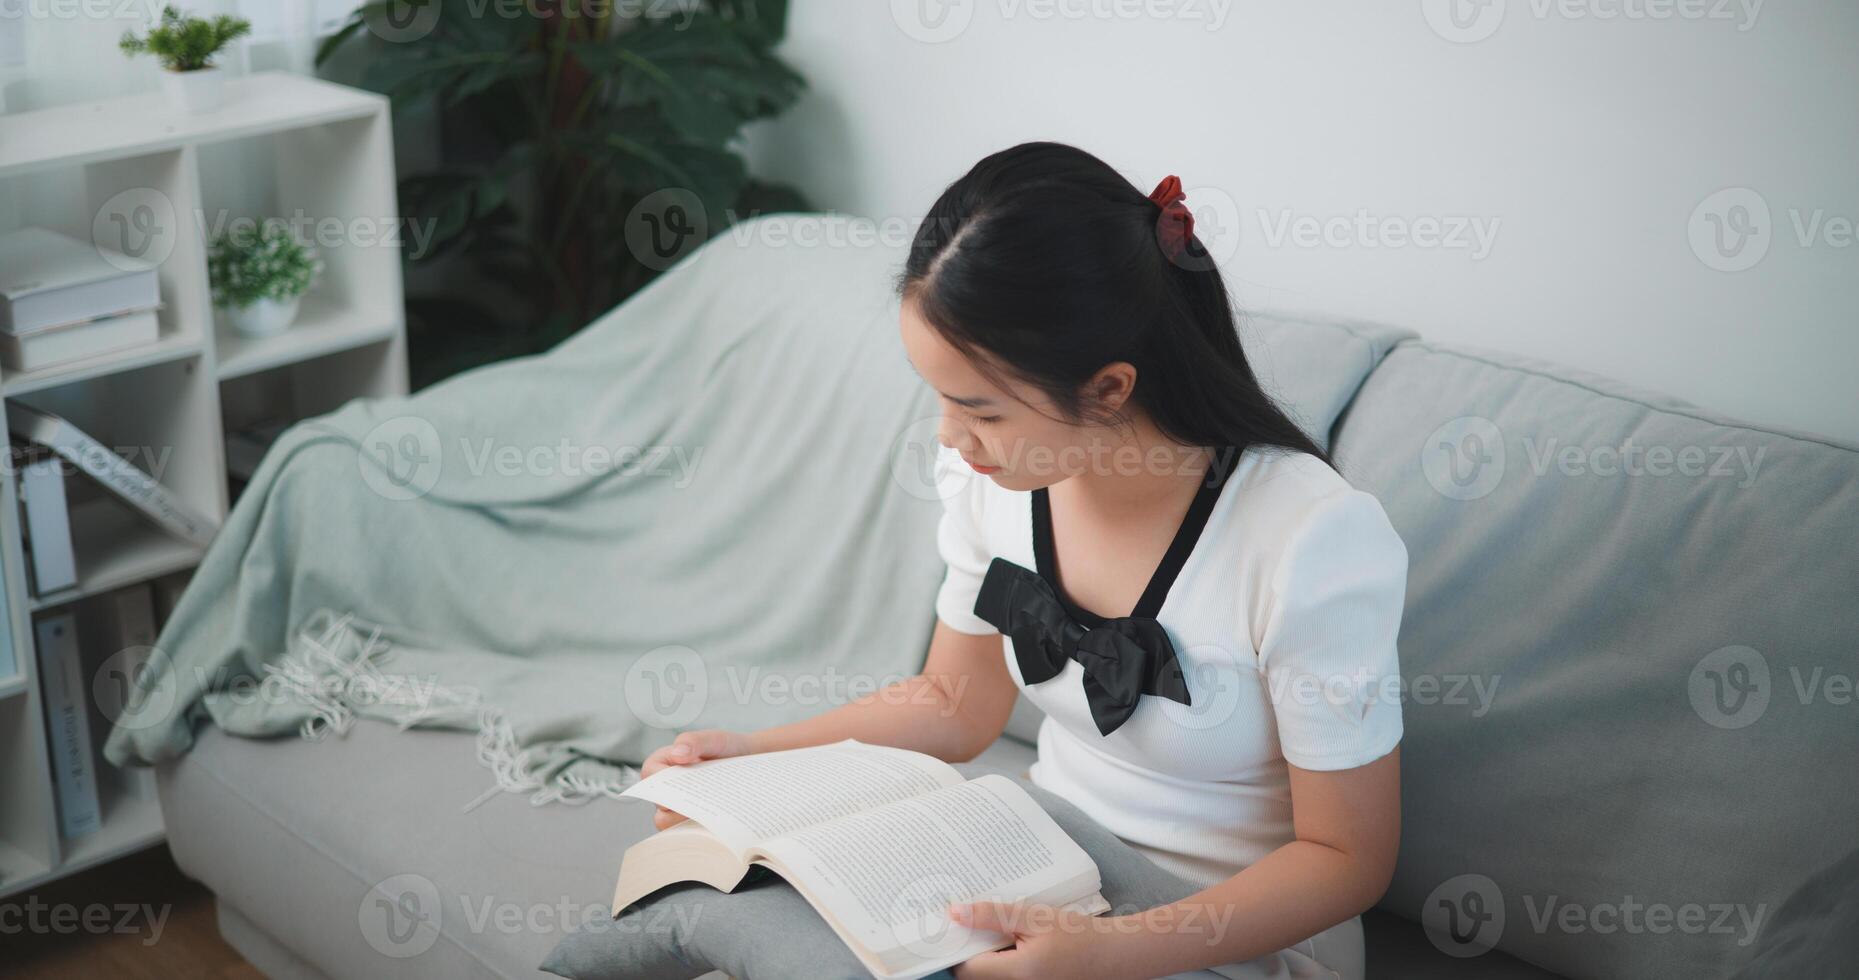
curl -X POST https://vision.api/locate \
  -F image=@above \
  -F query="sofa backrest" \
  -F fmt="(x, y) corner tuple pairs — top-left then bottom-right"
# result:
(1332, 339), (1859, 979)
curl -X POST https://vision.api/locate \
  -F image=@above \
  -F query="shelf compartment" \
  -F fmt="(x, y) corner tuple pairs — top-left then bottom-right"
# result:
(0, 692), (58, 893)
(215, 293), (400, 380)
(2, 334), (204, 398)
(26, 501), (204, 612)
(54, 790), (164, 876)
(0, 147), (215, 397)
(0, 74), (384, 180)
(0, 835), (52, 898)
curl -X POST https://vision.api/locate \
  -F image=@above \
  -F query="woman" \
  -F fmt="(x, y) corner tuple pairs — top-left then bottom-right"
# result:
(643, 142), (1407, 979)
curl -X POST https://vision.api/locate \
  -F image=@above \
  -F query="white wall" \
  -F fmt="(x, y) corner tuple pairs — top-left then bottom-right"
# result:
(746, 1), (1859, 443)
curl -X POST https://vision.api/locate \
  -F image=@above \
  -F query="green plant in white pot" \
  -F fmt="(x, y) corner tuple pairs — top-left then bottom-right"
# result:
(119, 6), (251, 114)
(209, 220), (323, 338)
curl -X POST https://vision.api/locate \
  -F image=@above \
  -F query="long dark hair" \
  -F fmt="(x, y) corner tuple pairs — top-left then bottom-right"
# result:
(898, 142), (1330, 472)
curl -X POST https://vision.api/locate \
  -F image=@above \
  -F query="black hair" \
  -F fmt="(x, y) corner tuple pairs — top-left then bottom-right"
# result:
(898, 141), (1330, 474)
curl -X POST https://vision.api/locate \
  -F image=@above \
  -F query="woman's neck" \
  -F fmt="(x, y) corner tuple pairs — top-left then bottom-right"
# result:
(1055, 423), (1216, 519)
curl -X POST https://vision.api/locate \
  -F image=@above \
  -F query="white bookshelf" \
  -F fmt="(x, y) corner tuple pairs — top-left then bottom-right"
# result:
(0, 72), (407, 898)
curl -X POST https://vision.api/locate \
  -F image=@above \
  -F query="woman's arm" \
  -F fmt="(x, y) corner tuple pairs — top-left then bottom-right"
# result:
(642, 622), (1017, 828)
(953, 749), (1402, 979)
(748, 621), (1017, 761)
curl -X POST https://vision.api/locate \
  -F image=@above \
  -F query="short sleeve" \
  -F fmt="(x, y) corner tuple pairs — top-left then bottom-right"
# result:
(932, 448), (999, 635)
(1257, 488), (1408, 771)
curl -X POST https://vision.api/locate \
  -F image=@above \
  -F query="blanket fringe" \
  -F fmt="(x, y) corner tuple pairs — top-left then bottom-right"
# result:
(264, 610), (639, 807)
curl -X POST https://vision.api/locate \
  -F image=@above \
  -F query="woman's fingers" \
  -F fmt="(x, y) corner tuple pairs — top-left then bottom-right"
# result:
(669, 729), (739, 762)
(640, 730), (752, 781)
(653, 806), (688, 830)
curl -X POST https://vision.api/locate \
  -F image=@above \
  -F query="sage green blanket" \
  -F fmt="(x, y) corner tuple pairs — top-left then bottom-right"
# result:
(104, 216), (950, 799)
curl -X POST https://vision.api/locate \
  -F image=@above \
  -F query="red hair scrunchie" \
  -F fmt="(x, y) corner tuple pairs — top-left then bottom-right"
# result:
(1147, 175), (1196, 261)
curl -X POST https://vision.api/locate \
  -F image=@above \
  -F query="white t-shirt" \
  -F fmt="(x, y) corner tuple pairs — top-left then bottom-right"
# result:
(933, 444), (1408, 890)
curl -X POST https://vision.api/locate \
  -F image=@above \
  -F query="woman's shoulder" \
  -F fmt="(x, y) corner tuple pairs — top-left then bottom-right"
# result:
(1222, 447), (1406, 574)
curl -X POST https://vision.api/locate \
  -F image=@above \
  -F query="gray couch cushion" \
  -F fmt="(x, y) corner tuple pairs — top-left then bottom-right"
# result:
(1241, 310), (1415, 452)
(1362, 909), (1562, 980)
(1332, 340), (1859, 979)
(156, 722), (1038, 980)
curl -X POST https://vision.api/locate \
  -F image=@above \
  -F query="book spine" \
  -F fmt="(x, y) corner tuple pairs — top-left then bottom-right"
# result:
(36, 613), (101, 839)
(18, 456), (78, 595)
(41, 425), (217, 548)
(0, 546), (13, 680)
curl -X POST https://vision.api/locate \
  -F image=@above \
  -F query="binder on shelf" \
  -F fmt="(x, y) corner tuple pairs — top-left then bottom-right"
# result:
(36, 612), (101, 839)
(9, 403), (218, 548)
(15, 446), (78, 596)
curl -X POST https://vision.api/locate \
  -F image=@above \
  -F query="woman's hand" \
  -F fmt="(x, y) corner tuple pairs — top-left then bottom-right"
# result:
(948, 902), (1134, 980)
(639, 729), (758, 830)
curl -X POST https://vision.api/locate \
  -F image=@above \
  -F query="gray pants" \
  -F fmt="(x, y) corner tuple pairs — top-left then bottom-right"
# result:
(542, 766), (1347, 980)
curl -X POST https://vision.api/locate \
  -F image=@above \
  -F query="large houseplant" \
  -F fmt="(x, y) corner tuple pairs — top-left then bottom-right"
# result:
(318, 0), (810, 385)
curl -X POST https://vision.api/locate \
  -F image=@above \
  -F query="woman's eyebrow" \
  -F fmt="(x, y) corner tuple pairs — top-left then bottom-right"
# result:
(943, 393), (995, 408)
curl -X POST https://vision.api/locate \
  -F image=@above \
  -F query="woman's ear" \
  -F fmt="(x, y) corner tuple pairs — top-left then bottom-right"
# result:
(1085, 362), (1138, 415)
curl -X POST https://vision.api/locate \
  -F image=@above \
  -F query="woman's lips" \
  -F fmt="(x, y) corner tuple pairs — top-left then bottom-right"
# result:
(965, 458), (1001, 475)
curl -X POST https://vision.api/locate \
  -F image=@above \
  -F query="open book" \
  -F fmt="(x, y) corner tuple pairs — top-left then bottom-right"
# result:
(614, 740), (1111, 980)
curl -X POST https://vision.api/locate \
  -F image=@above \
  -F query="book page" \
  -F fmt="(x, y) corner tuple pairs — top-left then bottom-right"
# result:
(621, 740), (963, 856)
(752, 774), (1105, 974)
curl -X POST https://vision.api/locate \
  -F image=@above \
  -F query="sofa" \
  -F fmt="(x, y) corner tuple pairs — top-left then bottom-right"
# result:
(150, 216), (1859, 979)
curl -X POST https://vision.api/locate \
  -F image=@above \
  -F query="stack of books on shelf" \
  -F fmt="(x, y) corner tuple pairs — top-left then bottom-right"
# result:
(0, 226), (162, 373)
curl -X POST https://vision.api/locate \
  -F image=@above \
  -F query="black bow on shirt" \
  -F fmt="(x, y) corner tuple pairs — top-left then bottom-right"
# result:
(973, 557), (1192, 736)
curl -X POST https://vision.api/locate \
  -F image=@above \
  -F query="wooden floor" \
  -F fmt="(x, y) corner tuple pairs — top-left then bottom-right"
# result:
(2, 844), (260, 980)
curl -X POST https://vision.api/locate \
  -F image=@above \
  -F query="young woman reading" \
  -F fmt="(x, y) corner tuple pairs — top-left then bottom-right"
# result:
(640, 142), (1408, 980)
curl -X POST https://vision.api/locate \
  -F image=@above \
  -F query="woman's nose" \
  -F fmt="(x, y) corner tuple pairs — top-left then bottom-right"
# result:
(938, 417), (974, 453)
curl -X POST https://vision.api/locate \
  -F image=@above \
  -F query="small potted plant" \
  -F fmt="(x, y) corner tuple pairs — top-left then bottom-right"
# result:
(209, 220), (323, 338)
(119, 6), (252, 114)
